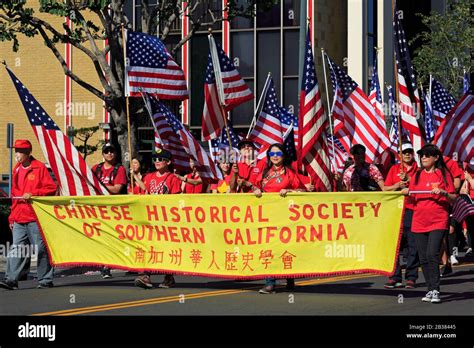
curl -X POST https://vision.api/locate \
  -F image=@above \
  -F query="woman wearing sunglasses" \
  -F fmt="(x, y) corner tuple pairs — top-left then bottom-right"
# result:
(134, 148), (181, 290)
(251, 143), (304, 294)
(401, 144), (457, 303)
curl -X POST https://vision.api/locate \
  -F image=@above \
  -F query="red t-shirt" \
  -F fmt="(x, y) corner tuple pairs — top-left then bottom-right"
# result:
(143, 172), (182, 194)
(256, 167), (303, 193)
(385, 162), (418, 210)
(409, 169), (455, 233)
(444, 156), (463, 179)
(211, 173), (232, 193)
(92, 163), (128, 186)
(237, 160), (266, 192)
(184, 173), (209, 194)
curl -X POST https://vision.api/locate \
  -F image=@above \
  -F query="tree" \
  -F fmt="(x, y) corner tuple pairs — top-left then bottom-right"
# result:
(72, 126), (103, 160)
(410, 0), (472, 99)
(0, 0), (276, 166)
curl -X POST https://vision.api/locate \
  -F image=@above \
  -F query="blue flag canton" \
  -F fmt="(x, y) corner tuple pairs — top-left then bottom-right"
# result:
(463, 72), (470, 94)
(150, 97), (182, 132)
(302, 30), (318, 93)
(387, 85), (399, 138)
(211, 123), (239, 148)
(205, 41), (237, 84)
(423, 90), (435, 140)
(127, 31), (169, 68)
(263, 79), (281, 117)
(431, 78), (456, 114)
(393, 7), (418, 93)
(8, 69), (59, 130)
(327, 57), (358, 102)
(370, 57), (382, 103)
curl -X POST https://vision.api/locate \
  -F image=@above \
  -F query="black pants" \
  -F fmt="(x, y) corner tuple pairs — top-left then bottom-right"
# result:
(413, 230), (446, 292)
(391, 209), (419, 282)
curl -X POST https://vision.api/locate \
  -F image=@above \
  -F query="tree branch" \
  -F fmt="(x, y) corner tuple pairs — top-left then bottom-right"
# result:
(37, 26), (105, 100)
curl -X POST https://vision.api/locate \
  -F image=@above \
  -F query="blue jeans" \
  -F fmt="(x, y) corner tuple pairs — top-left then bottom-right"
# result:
(391, 209), (419, 282)
(5, 222), (54, 285)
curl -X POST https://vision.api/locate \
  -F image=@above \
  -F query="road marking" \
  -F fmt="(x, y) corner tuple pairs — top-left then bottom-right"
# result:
(31, 263), (474, 316)
(31, 273), (378, 316)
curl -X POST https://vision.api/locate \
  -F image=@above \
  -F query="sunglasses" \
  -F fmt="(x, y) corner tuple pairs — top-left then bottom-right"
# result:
(103, 149), (115, 154)
(269, 151), (283, 157)
(153, 157), (168, 163)
(419, 153), (435, 158)
(402, 150), (414, 155)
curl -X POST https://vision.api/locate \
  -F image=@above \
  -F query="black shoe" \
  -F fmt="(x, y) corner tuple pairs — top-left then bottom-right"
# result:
(286, 279), (295, 291)
(258, 285), (276, 294)
(0, 280), (18, 290)
(440, 264), (453, 277)
(101, 267), (112, 279)
(37, 283), (54, 289)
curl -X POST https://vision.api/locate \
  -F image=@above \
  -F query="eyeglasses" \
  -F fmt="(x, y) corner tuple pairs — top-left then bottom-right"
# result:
(103, 150), (114, 154)
(419, 153), (435, 158)
(153, 157), (167, 163)
(268, 151), (283, 157)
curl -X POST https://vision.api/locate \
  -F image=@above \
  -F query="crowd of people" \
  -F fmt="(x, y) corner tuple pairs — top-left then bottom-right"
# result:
(1, 137), (473, 303)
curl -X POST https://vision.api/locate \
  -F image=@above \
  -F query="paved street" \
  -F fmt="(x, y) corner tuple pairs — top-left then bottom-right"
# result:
(1, 258), (473, 316)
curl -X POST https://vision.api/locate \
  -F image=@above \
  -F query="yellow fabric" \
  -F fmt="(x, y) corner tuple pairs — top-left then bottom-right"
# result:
(32, 192), (404, 278)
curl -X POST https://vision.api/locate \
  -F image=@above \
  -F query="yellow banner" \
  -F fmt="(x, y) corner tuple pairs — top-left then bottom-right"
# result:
(32, 193), (404, 279)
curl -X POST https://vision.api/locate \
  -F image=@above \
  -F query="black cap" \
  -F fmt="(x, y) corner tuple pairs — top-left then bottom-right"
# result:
(102, 143), (115, 153)
(153, 147), (172, 161)
(237, 138), (256, 150)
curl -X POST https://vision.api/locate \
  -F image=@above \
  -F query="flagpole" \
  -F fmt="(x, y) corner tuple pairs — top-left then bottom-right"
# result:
(247, 72), (271, 138)
(208, 30), (235, 163)
(320, 48), (336, 173)
(392, 0), (404, 174)
(121, 24), (134, 193)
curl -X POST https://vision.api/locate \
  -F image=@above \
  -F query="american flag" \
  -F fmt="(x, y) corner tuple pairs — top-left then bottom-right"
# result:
(327, 55), (391, 162)
(209, 122), (240, 163)
(150, 97), (222, 181)
(298, 27), (331, 191)
(451, 195), (474, 224)
(250, 77), (298, 149)
(144, 95), (192, 173)
(387, 85), (400, 150)
(327, 135), (349, 173)
(6, 67), (108, 196)
(202, 35), (253, 141)
(463, 71), (470, 94)
(430, 77), (456, 128)
(125, 30), (188, 100)
(423, 89), (436, 143)
(434, 91), (474, 168)
(393, 3), (423, 156)
(368, 55), (384, 120)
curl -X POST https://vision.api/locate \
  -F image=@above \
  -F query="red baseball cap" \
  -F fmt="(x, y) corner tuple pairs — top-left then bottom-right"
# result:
(14, 139), (32, 150)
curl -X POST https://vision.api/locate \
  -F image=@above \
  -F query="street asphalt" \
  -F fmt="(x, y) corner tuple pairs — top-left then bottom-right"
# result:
(0, 257), (473, 316)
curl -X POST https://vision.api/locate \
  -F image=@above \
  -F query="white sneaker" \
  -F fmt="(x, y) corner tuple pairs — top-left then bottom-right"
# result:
(465, 247), (472, 256)
(431, 290), (441, 303)
(422, 291), (433, 302)
(450, 255), (459, 265)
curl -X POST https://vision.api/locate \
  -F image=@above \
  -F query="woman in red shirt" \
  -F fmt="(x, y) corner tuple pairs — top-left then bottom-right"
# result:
(401, 144), (456, 303)
(176, 159), (209, 193)
(252, 143), (304, 294)
(128, 158), (145, 194)
(211, 161), (233, 193)
(134, 148), (181, 289)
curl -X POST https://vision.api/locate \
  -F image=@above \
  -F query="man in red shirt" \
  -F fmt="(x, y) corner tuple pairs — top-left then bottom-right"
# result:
(383, 142), (419, 289)
(0, 140), (57, 290)
(92, 143), (128, 278)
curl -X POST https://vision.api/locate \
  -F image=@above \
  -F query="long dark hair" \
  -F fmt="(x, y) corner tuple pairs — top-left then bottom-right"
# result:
(414, 144), (452, 186)
(262, 143), (294, 179)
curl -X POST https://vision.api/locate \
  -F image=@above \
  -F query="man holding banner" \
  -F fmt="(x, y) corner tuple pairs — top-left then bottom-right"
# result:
(0, 140), (57, 290)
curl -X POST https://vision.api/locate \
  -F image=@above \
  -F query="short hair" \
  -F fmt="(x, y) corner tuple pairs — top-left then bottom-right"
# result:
(350, 144), (366, 155)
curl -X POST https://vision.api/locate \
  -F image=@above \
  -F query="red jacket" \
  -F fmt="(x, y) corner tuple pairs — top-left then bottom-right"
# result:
(9, 158), (58, 224)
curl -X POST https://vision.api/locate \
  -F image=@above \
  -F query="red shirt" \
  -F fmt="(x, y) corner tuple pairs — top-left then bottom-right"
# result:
(143, 172), (181, 194)
(256, 166), (303, 193)
(211, 173), (233, 193)
(9, 158), (57, 224)
(409, 169), (455, 233)
(385, 162), (418, 210)
(444, 156), (463, 179)
(184, 173), (209, 194)
(237, 160), (266, 192)
(92, 163), (128, 186)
